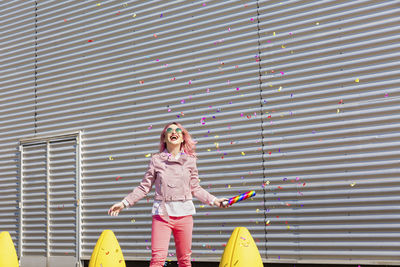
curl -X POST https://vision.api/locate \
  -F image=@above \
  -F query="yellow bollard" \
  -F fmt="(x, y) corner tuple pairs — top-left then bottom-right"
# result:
(219, 227), (263, 267)
(89, 230), (126, 267)
(0, 231), (19, 267)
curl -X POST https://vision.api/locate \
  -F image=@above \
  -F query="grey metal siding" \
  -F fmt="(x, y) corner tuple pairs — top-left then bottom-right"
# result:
(0, 0), (399, 266)
(33, 0), (264, 263)
(258, 0), (400, 265)
(0, 0), (36, 260)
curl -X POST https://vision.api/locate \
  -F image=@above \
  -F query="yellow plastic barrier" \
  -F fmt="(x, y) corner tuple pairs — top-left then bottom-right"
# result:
(89, 230), (126, 267)
(219, 227), (263, 267)
(0, 231), (19, 267)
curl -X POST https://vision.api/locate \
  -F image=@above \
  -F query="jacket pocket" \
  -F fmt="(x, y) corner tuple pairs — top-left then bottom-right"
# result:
(167, 183), (177, 188)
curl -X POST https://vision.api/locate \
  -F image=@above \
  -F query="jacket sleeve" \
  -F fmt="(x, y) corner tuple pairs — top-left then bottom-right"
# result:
(189, 158), (216, 205)
(123, 156), (156, 207)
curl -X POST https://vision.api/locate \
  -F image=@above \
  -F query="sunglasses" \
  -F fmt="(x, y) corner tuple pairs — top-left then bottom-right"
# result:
(166, 127), (183, 134)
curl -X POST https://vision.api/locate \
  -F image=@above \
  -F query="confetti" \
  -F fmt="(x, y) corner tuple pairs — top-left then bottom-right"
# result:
(130, 218), (135, 223)
(109, 156), (114, 160)
(350, 182), (356, 187)
(241, 152), (245, 156)
(88, 40), (94, 42)
(153, 33), (157, 38)
(132, 13), (136, 18)
(148, 125), (152, 129)
(145, 153), (151, 157)
(116, 176), (122, 181)
(355, 78), (360, 82)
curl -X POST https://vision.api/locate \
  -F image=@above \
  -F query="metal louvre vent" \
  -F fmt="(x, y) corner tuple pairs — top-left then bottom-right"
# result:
(19, 134), (80, 267)
(259, 0), (400, 265)
(21, 143), (48, 257)
(48, 139), (78, 257)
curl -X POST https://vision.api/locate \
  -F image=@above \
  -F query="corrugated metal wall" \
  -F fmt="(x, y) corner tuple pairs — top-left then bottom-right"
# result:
(32, 0), (264, 264)
(258, 0), (400, 265)
(0, 0), (36, 263)
(0, 0), (399, 266)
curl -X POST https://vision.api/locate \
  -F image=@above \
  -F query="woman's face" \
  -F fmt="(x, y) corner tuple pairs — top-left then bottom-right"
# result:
(164, 124), (184, 146)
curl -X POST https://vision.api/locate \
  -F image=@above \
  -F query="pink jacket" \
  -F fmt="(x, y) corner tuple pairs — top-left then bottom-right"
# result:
(123, 150), (216, 207)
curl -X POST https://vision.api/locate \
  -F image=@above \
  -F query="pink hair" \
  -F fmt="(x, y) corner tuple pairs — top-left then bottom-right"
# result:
(159, 122), (197, 157)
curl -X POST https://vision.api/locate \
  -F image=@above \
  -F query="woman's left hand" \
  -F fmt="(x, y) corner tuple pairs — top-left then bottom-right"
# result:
(214, 198), (229, 208)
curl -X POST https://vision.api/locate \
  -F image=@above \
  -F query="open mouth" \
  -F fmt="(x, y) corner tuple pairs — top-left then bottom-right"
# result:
(170, 136), (178, 141)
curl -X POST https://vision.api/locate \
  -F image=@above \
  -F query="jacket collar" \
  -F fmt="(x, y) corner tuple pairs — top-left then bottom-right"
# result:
(160, 149), (187, 163)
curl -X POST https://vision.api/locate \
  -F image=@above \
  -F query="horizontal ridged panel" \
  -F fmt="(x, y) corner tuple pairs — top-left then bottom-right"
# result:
(21, 144), (47, 257)
(48, 140), (77, 256)
(34, 0), (264, 263)
(259, 0), (400, 264)
(0, 1), (35, 258)
(1, 0), (399, 265)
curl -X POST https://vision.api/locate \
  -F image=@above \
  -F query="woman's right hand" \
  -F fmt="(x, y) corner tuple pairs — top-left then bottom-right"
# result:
(108, 202), (125, 216)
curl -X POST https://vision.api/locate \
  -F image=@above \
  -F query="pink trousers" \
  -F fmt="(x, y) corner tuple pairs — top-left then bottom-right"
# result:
(150, 215), (193, 267)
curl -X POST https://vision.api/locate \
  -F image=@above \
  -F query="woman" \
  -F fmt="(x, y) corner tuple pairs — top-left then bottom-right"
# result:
(108, 122), (228, 267)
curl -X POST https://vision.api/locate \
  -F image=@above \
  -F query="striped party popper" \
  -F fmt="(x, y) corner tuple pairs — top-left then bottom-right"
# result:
(222, 190), (256, 207)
